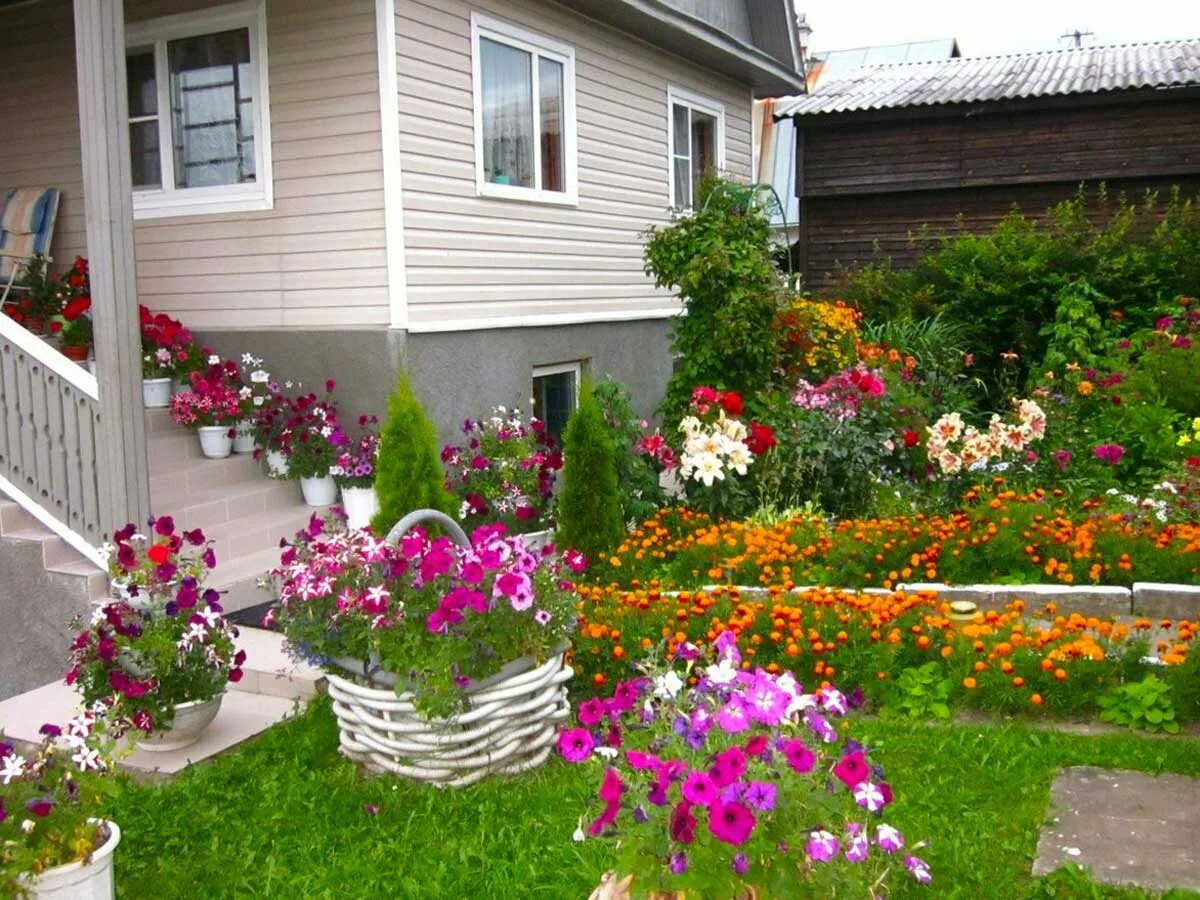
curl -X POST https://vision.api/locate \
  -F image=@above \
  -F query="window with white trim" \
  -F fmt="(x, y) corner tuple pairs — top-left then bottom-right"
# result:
(667, 87), (726, 210)
(471, 14), (577, 205)
(532, 362), (581, 440)
(125, 1), (272, 219)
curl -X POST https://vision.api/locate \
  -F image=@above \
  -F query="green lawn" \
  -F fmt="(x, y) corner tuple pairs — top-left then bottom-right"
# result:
(108, 700), (1200, 899)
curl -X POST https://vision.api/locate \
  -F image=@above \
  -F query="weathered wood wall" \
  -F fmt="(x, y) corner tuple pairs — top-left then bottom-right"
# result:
(793, 92), (1200, 291)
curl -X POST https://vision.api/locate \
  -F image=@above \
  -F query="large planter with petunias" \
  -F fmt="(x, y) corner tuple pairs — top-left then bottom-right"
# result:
(565, 636), (932, 899)
(266, 509), (581, 786)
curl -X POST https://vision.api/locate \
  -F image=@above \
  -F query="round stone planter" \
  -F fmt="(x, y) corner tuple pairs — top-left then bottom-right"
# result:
(300, 475), (338, 507)
(522, 528), (554, 553)
(18, 819), (120, 900)
(340, 485), (379, 530)
(142, 377), (172, 408)
(324, 649), (572, 787)
(135, 694), (223, 753)
(232, 419), (256, 454)
(265, 449), (289, 478)
(196, 425), (233, 459)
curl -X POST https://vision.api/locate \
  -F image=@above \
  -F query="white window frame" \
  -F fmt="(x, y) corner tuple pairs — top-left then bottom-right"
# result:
(532, 360), (582, 417)
(125, 0), (273, 220)
(667, 86), (726, 211)
(470, 13), (578, 206)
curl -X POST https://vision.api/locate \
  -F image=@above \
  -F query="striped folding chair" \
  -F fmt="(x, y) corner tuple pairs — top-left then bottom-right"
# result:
(0, 187), (61, 308)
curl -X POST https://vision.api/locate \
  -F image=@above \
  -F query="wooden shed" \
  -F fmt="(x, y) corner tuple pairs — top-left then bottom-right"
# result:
(775, 40), (1200, 291)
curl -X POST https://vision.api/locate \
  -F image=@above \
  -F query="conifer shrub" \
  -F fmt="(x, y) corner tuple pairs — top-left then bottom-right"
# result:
(556, 381), (625, 565)
(370, 372), (455, 535)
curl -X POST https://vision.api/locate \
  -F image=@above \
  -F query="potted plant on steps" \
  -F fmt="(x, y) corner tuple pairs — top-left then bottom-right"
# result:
(331, 414), (380, 529)
(1, 714), (123, 899)
(441, 406), (561, 548)
(283, 381), (345, 506)
(168, 360), (244, 459)
(568, 637), (933, 899)
(265, 509), (580, 786)
(251, 377), (299, 478)
(232, 354), (272, 454)
(139, 306), (195, 408)
(71, 518), (246, 752)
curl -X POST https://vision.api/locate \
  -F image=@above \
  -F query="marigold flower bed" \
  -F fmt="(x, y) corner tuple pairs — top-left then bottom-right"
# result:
(571, 583), (1199, 722)
(598, 487), (1200, 590)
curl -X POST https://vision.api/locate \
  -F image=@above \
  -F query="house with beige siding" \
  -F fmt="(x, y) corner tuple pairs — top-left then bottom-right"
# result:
(0, 0), (802, 695)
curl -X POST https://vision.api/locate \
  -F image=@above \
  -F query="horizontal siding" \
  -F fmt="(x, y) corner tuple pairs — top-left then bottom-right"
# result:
(0, 0), (387, 329)
(395, 0), (755, 329)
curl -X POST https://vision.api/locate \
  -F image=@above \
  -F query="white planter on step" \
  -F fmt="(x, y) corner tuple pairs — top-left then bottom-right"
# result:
(196, 425), (233, 459)
(135, 694), (223, 753)
(300, 475), (337, 506)
(232, 419), (256, 454)
(266, 449), (289, 478)
(340, 485), (378, 530)
(18, 819), (120, 900)
(142, 377), (172, 408)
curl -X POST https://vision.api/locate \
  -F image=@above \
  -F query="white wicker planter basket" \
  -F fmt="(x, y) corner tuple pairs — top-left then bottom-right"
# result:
(325, 651), (572, 787)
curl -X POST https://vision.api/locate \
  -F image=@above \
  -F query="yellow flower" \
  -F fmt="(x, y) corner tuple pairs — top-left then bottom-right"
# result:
(1076, 380), (1094, 396)
(1180, 434), (1193, 447)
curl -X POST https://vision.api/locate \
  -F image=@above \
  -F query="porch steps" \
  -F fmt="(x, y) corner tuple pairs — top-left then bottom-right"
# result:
(0, 627), (321, 779)
(0, 500), (108, 603)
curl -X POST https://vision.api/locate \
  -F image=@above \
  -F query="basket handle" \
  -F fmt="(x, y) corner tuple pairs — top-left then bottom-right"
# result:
(384, 509), (471, 550)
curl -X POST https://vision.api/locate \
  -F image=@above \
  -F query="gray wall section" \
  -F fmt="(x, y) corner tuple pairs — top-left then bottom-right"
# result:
(194, 319), (672, 446)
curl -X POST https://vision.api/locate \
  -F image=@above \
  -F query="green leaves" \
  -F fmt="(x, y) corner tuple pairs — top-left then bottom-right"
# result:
(556, 380), (625, 564)
(1098, 675), (1181, 734)
(886, 662), (954, 721)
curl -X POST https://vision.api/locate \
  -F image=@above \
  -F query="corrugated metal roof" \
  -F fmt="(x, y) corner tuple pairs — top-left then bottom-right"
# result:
(775, 39), (1200, 116)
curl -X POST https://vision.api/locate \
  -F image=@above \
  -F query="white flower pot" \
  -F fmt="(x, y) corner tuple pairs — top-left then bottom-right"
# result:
(300, 475), (338, 507)
(135, 694), (223, 753)
(232, 419), (256, 454)
(142, 377), (172, 408)
(522, 529), (554, 553)
(341, 485), (379, 530)
(19, 819), (120, 900)
(266, 449), (289, 478)
(196, 425), (233, 459)
(171, 378), (190, 396)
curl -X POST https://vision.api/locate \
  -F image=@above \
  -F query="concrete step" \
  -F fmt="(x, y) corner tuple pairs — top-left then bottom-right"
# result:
(0, 500), (106, 601)
(143, 407), (177, 434)
(154, 477), (301, 532)
(0, 680), (302, 780)
(209, 545), (288, 613)
(0, 499), (38, 535)
(205, 505), (326, 570)
(232, 626), (323, 700)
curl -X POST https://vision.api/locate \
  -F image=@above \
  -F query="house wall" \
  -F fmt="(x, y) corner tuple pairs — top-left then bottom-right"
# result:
(394, 0), (754, 331)
(0, 0), (389, 329)
(795, 96), (1200, 290)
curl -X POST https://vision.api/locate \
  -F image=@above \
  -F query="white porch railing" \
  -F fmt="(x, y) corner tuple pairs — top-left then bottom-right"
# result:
(0, 313), (106, 567)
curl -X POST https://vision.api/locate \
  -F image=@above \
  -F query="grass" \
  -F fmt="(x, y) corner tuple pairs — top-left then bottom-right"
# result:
(106, 699), (1200, 899)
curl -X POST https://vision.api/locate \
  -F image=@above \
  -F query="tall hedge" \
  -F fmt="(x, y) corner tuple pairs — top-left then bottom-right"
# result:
(370, 372), (455, 535)
(556, 381), (625, 565)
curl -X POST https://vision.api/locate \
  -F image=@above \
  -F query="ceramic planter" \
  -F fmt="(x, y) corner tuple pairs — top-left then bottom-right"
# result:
(19, 819), (120, 900)
(265, 449), (289, 477)
(522, 528), (554, 552)
(324, 647), (572, 787)
(232, 419), (256, 454)
(142, 377), (172, 408)
(340, 485), (379, 530)
(196, 425), (233, 459)
(300, 475), (338, 506)
(135, 694), (223, 753)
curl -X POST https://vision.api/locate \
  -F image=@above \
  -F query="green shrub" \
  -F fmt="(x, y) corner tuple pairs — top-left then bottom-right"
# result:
(884, 662), (953, 721)
(644, 178), (788, 422)
(1098, 674), (1180, 733)
(590, 377), (667, 525)
(556, 381), (625, 565)
(370, 373), (454, 535)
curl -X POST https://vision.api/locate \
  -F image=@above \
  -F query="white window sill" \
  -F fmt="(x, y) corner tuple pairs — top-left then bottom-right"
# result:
(132, 189), (273, 220)
(478, 181), (578, 207)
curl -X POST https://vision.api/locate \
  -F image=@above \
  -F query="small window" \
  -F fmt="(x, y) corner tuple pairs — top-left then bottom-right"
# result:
(125, 2), (272, 219)
(471, 14), (577, 205)
(532, 362), (581, 440)
(668, 87), (726, 210)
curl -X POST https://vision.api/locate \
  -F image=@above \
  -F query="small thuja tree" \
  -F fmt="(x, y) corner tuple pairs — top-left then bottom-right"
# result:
(370, 372), (455, 534)
(556, 380), (625, 566)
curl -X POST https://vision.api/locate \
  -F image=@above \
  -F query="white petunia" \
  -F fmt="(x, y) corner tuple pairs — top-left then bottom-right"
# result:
(652, 670), (683, 699)
(0, 753), (27, 784)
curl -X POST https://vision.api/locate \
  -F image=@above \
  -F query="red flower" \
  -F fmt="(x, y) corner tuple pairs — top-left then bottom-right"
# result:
(902, 429), (920, 448)
(61, 297), (91, 321)
(746, 422), (776, 455)
(718, 391), (744, 416)
(146, 543), (170, 565)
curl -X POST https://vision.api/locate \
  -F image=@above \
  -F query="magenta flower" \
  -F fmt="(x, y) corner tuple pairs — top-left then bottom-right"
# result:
(364, 803), (380, 815)
(715, 698), (749, 733)
(625, 749), (660, 771)
(610, 680), (640, 713)
(1053, 448), (1071, 471)
(731, 852), (749, 875)
(598, 767), (624, 804)
(1094, 443), (1125, 465)
(845, 831), (869, 863)
(25, 798), (53, 818)
(578, 698), (606, 727)
(709, 747), (747, 788)
(875, 823), (905, 853)
(0, 797), (6, 824)
(904, 855), (932, 884)
(745, 675), (789, 725)
(781, 738), (815, 773)
(833, 749), (870, 789)
(681, 771), (718, 806)
(853, 780), (887, 812)
(669, 801), (696, 843)
(668, 851), (688, 875)
(707, 801), (756, 845)
(806, 829), (840, 862)
(557, 727), (594, 763)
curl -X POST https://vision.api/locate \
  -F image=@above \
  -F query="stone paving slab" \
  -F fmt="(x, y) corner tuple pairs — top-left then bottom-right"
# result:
(1034, 766), (1200, 892)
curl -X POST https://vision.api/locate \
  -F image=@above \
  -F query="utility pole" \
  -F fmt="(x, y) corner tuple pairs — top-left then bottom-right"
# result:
(1060, 28), (1095, 49)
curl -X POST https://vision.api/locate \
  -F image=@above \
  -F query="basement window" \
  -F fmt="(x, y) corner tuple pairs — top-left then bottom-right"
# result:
(532, 362), (581, 440)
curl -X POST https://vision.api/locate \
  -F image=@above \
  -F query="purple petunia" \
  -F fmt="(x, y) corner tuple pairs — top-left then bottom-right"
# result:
(669, 851), (688, 875)
(806, 829), (840, 863)
(904, 855), (932, 884)
(743, 780), (776, 812)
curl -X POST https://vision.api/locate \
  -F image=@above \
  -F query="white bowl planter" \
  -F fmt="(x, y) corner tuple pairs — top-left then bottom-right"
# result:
(135, 694), (223, 753)
(142, 377), (172, 408)
(325, 650), (573, 787)
(265, 449), (289, 478)
(341, 485), (379, 530)
(232, 419), (256, 454)
(522, 528), (554, 553)
(18, 819), (120, 900)
(196, 426), (233, 459)
(300, 475), (338, 507)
